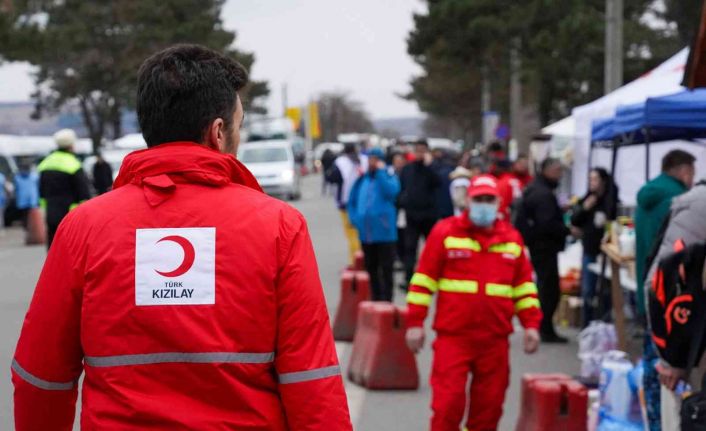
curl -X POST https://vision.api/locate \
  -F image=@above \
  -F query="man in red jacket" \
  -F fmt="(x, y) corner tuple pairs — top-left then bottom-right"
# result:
(12, 44), (351, 430)
(405, 174), (541, 431)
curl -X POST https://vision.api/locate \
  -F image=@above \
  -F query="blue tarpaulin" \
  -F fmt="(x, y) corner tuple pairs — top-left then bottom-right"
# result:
(590, 89), (706, 143)
(613, 103), (645, 137)
(591, 117), (616, 142)
(645, 88), (706, 129)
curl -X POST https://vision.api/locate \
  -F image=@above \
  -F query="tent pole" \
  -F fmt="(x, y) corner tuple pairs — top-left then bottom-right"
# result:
(588, 142), (595, 183)
(645, 127), (651, 181)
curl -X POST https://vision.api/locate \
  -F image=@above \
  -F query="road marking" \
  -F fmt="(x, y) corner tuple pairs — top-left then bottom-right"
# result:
(336, 341), (366, 428)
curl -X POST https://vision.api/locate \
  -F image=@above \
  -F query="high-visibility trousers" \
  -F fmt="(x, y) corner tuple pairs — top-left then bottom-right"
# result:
(430, 334), (510, 431)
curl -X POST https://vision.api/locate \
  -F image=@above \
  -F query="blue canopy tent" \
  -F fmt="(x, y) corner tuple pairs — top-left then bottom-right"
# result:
(589, 89), (706, 182)
(589, 116), (617, 178)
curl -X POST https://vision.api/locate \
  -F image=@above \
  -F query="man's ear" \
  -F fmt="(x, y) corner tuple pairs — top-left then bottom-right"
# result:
(205, 118), (225, 151)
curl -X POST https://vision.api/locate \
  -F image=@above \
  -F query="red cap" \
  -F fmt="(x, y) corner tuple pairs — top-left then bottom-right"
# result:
(468, 174), (500, 198)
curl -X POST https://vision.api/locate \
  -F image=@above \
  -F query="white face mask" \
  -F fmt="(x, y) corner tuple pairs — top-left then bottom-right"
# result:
(469, 202), (498, 227)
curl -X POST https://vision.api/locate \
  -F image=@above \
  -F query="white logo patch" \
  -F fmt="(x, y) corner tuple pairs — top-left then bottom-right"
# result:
(135, 227), (216, 306)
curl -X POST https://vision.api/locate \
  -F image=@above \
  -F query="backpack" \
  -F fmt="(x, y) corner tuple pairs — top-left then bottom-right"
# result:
(648, 243), (706, 370)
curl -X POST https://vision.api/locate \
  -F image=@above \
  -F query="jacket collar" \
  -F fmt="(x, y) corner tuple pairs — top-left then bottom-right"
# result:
(113, 142), (262, 206)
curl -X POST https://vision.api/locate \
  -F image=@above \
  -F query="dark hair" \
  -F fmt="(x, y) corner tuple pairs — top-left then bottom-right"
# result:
(590, 167), (610, 185)
(590, 167), (619, 217)
(541, 157), (561, 172)
(343, 143), (357, 154)
(414, 139), (429, 148)
(661, 149), (695, 172)
(137, 44), (248, 147)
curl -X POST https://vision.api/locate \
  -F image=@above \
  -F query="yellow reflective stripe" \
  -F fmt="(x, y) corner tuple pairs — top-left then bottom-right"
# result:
(39, 198), (47, 210)
(410, 273), (438, 292)
(515, 297), (540, 312)
(513, 282), (538, 298)
(68, 200), (85, 211)
(407, 291), (433, 306)
(439, 279), (478, 293)
(488, 242), (523, 257)
(37, 151), (82, 174)
(485, 283), (512, 298)
(443, 236), (481, 251)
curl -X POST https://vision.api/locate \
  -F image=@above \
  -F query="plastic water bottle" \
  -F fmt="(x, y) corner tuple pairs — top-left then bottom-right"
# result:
(597, 352), (645, 431)
(599, 351), (633, 420)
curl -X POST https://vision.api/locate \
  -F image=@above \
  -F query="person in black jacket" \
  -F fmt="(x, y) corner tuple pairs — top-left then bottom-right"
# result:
(517, 158), (570, 343)
(430, 148), (455, 219)
(399, 139), (441, 286)
(570, 168), (618, 327)
(92, 154), (114, 195)
(38, 129), (91, 249)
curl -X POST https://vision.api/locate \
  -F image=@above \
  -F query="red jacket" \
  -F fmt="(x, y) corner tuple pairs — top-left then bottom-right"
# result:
(496, 172), (523, 221)
(12, 142), (351, 430)
(406, 214), (542, 338)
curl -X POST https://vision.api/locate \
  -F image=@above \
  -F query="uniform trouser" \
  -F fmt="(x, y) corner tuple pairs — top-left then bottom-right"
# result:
(46, 223), (59, 251)
(580, 253), (598, 327)
(361, 242), (396, 302)
(339, 210), (361, 264)
(529, 249), (560, 336)
(403, 217), (437, 283)
(431, 335), (510, 431)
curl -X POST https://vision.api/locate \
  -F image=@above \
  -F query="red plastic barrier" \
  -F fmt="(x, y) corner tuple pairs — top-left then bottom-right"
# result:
(25, 208), (46, 245)
(347, 250), (365, 271)
(354, 250), (365, 271)
(332, 270), (370, 341)
(516, 374), (588, 431)
(347, 301), (419, 390)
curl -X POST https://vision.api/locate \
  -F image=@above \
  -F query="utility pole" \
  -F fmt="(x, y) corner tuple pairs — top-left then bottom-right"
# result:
(604, 0), (624, 94)
(509, 40), (524, 154)
(281, 83), (288, 117)
(481, 64), (492, 146)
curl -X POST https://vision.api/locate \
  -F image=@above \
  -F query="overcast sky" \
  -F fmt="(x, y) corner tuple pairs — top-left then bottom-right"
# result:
(0, 0), (425, 119)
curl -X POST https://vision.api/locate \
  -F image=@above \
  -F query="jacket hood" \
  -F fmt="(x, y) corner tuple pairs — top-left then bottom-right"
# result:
(113, 142), (262, 206)
(637, 173), (685, 211)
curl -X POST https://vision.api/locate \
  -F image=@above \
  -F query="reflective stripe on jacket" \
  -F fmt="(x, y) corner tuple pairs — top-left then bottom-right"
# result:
(406, 213), (542, 337)
(12, 142), (352, 431)
(38, 150), (90, 226)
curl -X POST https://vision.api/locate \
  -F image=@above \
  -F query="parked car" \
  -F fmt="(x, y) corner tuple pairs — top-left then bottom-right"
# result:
(238, 140), (301, 201)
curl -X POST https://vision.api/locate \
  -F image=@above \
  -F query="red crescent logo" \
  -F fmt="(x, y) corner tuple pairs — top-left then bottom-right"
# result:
(155, 235), (196, 277)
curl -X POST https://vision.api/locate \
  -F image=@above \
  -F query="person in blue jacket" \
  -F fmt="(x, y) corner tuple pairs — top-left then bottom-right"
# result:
(13, 161), (40, 228)
(348, 147), (401, 302)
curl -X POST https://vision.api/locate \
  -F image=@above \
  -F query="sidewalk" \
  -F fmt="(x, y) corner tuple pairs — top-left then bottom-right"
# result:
(0, 228), (46, 428)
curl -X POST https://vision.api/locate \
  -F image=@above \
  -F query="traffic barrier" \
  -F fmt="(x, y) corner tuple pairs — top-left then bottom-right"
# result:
(332, 270), (370, 341)
(347, 301), (419, 390)
(516, 373), (588, 431)
(347, 250), (365, 271)
(25, 208), (46, 245)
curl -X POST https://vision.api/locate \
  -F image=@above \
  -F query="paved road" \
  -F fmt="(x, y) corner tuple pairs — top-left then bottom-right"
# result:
(0, 174), (579, 430)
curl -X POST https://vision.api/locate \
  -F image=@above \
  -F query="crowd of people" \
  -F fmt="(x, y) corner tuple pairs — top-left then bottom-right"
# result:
(325, 138), (706, 430)
(325, 141), (537, 306)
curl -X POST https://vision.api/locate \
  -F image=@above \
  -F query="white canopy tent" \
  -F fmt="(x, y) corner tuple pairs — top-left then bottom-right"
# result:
(570, 48), (706, 205)
(542, 116), (575, 137)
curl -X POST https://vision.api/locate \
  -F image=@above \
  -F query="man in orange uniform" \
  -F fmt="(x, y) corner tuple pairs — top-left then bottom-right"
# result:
(405, 174), (542, 431)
